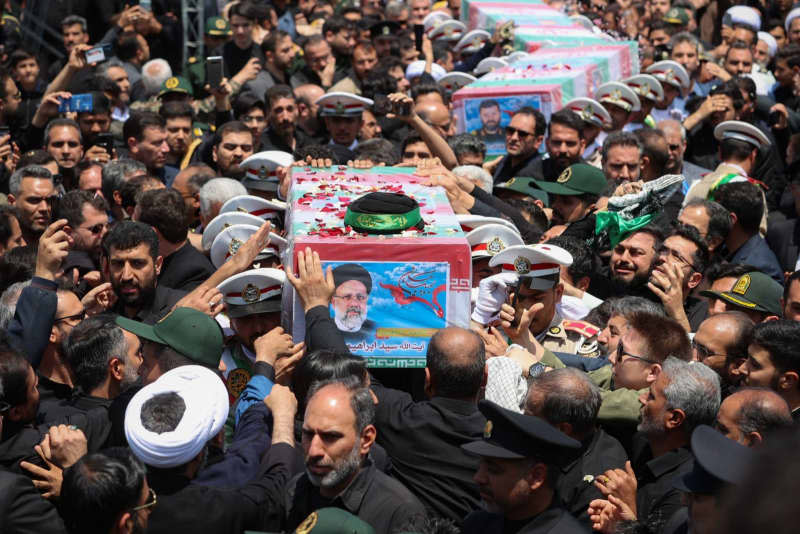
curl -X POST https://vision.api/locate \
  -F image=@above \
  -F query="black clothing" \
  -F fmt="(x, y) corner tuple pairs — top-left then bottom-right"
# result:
(0, 469), (67, 534)
(110, 284), (187, 324)
(685, 297), (709, 333)
(633, 441), (694, 531)
(493, 152), (544, 184)
(36, 375), (73, 423)
(561, 212), (596, 243)
(146, 442), (295, 534)
(214, 41), (261, 80)
(7, 277), (58, 369)
(557, 428), (628, 529)
(523, 155), (584, 182)
(371, 382), (486, 522)
(289, 66), (345, 90)
(766, 217), (800, 273)
(462, 505), (586, 534)
(159, 241), (216, 292)
(340, 319), (377, 344)
(283, 460), (426, 533)
(258, 126), (314, 154)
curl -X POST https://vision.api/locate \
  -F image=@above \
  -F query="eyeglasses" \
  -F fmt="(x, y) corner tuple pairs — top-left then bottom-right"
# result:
(54, 309), (86, 323)
(130, 488), (157, 512)
(657, 246), (696, 271)
(402, 151), (432, 160)
(504, 126), (536, 139)
(691, 340), (726, 361)
(616, 343), (658, 365)
(333, 293), (368, 303)
(80, 222), (108, 235)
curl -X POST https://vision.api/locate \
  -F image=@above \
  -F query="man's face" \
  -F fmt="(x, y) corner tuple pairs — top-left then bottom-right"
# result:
(472, 257), (499, 287)
(106, 66), (131, 104)
(138, 340), (166, 385)
(388, 8), (409, 28)
(11, 177), (55, 235)
(474, 456), (539, 516)
(650, 29), (671, 46)
(359, 110), (381, 140)
(52, 291), (84, 349)
(740, 343), (779, 389)
(754, 40), (771, 66)
(651, 0), (671, 16)
(0, 214), (25, 255)
(324, 116), (361, 146)
(120, 329), (143, 390)
(598, 313), (627, 356)
(610, 232), (657, 285)
(12, 364), (40, 423)
(73, 203), (109, 257)
(603, 145), (641, 182)
(78, 165), (103, 197)
(401, 141), (432, 166)
(448, 0), (461, 19)
(305, 41), (332, 73)
(613, 327), (654, 390)
(231, 311), (281, 351)
(13, 58), (39, 88)
(131, 126), (169, 170)
(78, 113), (112, 141)
(213, 131), (254, 178)
(269, 97), (298, 137)
(329, 28), (356, 56)
(47, 125), (83, 170)
(241, 106), (267, 140)
(551, 194), (591, 225)
(505, 113), (539, 159)
(332, 280), (369, 332)
(638, 371), (670, 436)
(663, 128), (685, 172)
(671, 42), (699, 75)
(165, 117), (192, 157)
(653, 235), (698, 291)
(479, 105), (501, 132)
(607, 104), (630, 131)
(409, 0), (432, 24)
(352, 47), (378, 80)
(774, 60), (793, 87)
(62, 23), (89, 52)
(230, 14), (254, 49)
(724, 48), (753, 76)
(783, 278), (800, 321)
(459, 151), (485, 167)
(705, 276), (737, 317)
(692, 317), (736, 377)
(547, 123), (584, 172)
(715, 394), (747, 444)
(107, 244), (160, 307)
(272, 35), (295, 69)
(418, 102), (454, 139)
(2, 77), (21, 117)
(709, 95), (736, 127)
(516, 283), (560, 336)
(678, 205), (710, 240)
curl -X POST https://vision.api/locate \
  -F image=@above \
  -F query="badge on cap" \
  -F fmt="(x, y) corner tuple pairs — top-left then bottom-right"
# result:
(165, 77), (179, 89)
(557, 167), (572, 183)
(484, 420), (493, 438)
(732, 275), (750, 295)
(487, 237), (505, 255)
(296, 511), (318, 534)
(215, 18), (225, 29)
(514, 256), (531, 274)
(242, 283), (260, 303)
(228, 237), (243, 256)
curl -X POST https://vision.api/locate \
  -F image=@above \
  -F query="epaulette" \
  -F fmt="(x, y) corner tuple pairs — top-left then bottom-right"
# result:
(562, 320), (600, 338)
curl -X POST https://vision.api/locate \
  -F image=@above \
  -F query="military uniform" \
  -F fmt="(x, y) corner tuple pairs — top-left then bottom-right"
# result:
(220, 342), (257, 403)
(564, 98), (610, 169)
(537, 313), (601, 357)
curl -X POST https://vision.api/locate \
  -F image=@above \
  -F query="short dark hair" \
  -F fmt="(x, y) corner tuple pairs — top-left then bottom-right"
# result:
(635, 128), (670, 176)
(8, 49), (37, 70)
(709, 79), (744, 109)
(213, 121), (252, 148)
(682, 198), (732, 246)
(601, 130), (642, 162)
(0, 339), (30, 413)
(57, 190), (108, 228)
(713, 181), (763, 234)
(526, 367), (602, 437)
(159, 101), (194, 122)
(411, 83), (447, 105)
(479, 99), (499, 111)
(265, 84), (295, 109)
(512, 106), (546, 137)
(546, 235), (593, 282)
(726, 39), (754, 60)
(17, 149), (56, 169)
(233, 92), (266, 119)
(0, 206), (19, 247)
(61, 448), (147, 534)
(425, 329), (486, 398)
(750, 320), (800, 376)
(400, 133), (428, 155)
(261, 29), (290, 54)
(123, 111), (165, 143)
(354, 138), (400, 166)
(118, 175), (159, 210)
(136, 188), (188, 244)
(784, 271), (800, 303)
(548, 108), (584, 138)
(64, 314), (128, 393)
(102, 221), (159, 260)
(449, 133), (486, 160)
(705, 261), (758, 284)
(116, 31), (142, 63)
(101, 159), (147, 203)
(323, 16), (355, 36)
(719, 137), (757, 161)
(670, 223), (710, 274)
(292, 349), (367, 409)
(229, 0), (259, 20)
(628, 311), (691, 362)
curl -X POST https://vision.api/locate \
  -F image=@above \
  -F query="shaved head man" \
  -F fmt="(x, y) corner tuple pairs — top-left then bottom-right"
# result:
(415, 101), (456, 139)
(715, 388), (792, 446)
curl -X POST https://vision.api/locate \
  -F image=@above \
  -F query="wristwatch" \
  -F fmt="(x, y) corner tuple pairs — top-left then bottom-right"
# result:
(528, 363), (546, 378)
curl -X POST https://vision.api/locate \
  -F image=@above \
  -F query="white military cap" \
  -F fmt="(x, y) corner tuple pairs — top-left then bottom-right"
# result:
(570, 14), (595, 30)
(645, 60), (690, 90)
(457, 214), (518, 233)
(713, 120), (771, 148)
(439, 72), (476, 93)
(563, 97), (612, 128)
(474, 57), (508, 76)
(405, 60), (446, 81)
(430, 20), (466, 42)
(240, 150), (294, 192)
(210, 224), (287, 269)
(316, 92), (374, 117)
(466, 224), (524, 259)
(219, 194), (285, 224)
(217, 267), (286, 318)
(595, 82), (641, 113)
(455, 29), (490, 55)
(423, 11), (452, 34)
(489, 244), (573, 290)
(202, 212), (264, 251)
(757, 31), (778, 58)
(623, 74), (664, 103)
(786, 7), (800, 31)
(505, 51), (530, 64)
(725, 5), (760, 32)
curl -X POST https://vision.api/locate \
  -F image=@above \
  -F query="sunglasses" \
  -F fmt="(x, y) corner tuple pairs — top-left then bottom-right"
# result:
(54, 309), (86, 323)
(504, 126), (535, 139)
(81, 222), (108, 235)
(616, 343), (658, 365)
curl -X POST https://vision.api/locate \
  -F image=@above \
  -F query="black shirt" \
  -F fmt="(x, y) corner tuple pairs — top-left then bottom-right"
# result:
(633, 440), (694, 530)
(492, 152), (544, 184)
(214, 41), (261, 80)
(462, 504), (586, 534)
(284, 460), (426, 533)
(159, 241), (216, 292)
(110, 284), (187, 324)
(259, 126), (315, 154)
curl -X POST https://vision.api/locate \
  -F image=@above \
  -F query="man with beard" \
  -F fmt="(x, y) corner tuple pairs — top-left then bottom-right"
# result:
(317, 92), (374, 160)
(7, 165), (56, 246)
(98, 60), (132, 124)
(533, 163), (606, 242)
(44, 119), (83, 186)
(601, 132), (642, 184)
(160, 102), (194, 179)
(563, 98), (612, 168)
(248, 30), (295, 94)
(284, 380), (425, 532)
(472, 99), (504, 145)
(124, 111), (173, 185)
(608, 227), (663, 299)
(77, 93), (115, 166)
(104, 221), (186, 324)
(491, 107), (546, 184)
(331, 264), (377, 344)
(460, 400), (584, 534)
(57, 190), (108, 278)
(171, 164), (215, 230)
(260, 85), (312, 153)
(213, 121), (255, 180)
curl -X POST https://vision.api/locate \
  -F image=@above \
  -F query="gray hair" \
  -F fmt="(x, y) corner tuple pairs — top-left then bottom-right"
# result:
(307, 380), (375, 434)
(385, 0), (410, 18)
(141, 59), (173, 97)
(606, 296), (665, 319)
(61, 15), (87, 32)
(198, 178), (247, 219)
(9, 165), (53, 196)
(96, 59), (127, 82)
(0, 280), (30, 329)
(656, 119), (687, 142)
(670, 31), (700, 53)
(101, 159), (146, 202)
(526, 367), (602, 437)
(661, 357), (721, 435)
(449, 133), (487, 159)
(453, 165), (493, 194)
(44, 118), (82, 146)
(64, 314), (129, 393)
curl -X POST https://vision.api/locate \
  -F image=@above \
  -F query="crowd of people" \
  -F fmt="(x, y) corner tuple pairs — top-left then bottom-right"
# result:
(1, 0), (800, 533)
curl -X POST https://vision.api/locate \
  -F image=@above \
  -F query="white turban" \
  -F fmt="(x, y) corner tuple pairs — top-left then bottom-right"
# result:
(124, 365), (229, 468)
(758, 31), (778, 59)
(405, 60), (446, 82)
(786, 7), (800, 31)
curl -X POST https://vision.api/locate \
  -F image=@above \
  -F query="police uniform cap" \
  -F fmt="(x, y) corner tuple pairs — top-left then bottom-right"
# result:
(345, 192), (424, 234)
(645, 60), (690, 90)
(533, 163), (607, 196)
(674, 425), (754, 493)
(202, 212), (265, 251)
(429, 19), (466, 42)
(158, 76), (193, 98)
(218, 268), (286, 318)
(220, 194), (286, 223)
(494, 177), (550, 206)
(240, 150), (294, 191)
(369, 20), (400, 40)
(466, 224), (524, 259)
(210, 224), (286, 269)
(623, 74), (664, 102)
(489, 244), (572, 290)
(405, 60), (447, 81)
(332, 263), (373, 294)
(699, 271), (782, 316)
(786, 7), (800, 31)
(316, 92), (374, 117)
(594, 82), (641, 113)
(663, 7), (690, 25)
(462, 400), (580, 460)
(564, 97), (612, 129)
(713, 120), (771, 148)
(205, 16), (232, 36)
(457, 214), (518, 234)
(455, 29), (490, 54)
(725, 5), (760, 32)
(438, 72), (476, 93)
(474, 57), (508, 76)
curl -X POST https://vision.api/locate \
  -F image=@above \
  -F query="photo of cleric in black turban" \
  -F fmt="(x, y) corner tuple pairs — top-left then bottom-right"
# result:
(331, 263), (378, 342)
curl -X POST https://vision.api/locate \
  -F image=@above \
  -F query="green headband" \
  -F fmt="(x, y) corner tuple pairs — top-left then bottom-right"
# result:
(344, 207), (422, 234)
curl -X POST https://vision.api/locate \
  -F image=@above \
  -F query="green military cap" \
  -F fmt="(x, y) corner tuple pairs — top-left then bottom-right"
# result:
(699, 271), (783, 317)
(663, 7), (690, 25)
(494, 177), (550, 206)
(293, 508), (376, 534)
(158, 76), (193, 98)
(115, 308), (225, 368)
(205, 16), (232, 36)
(533, 164), (607, 196)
